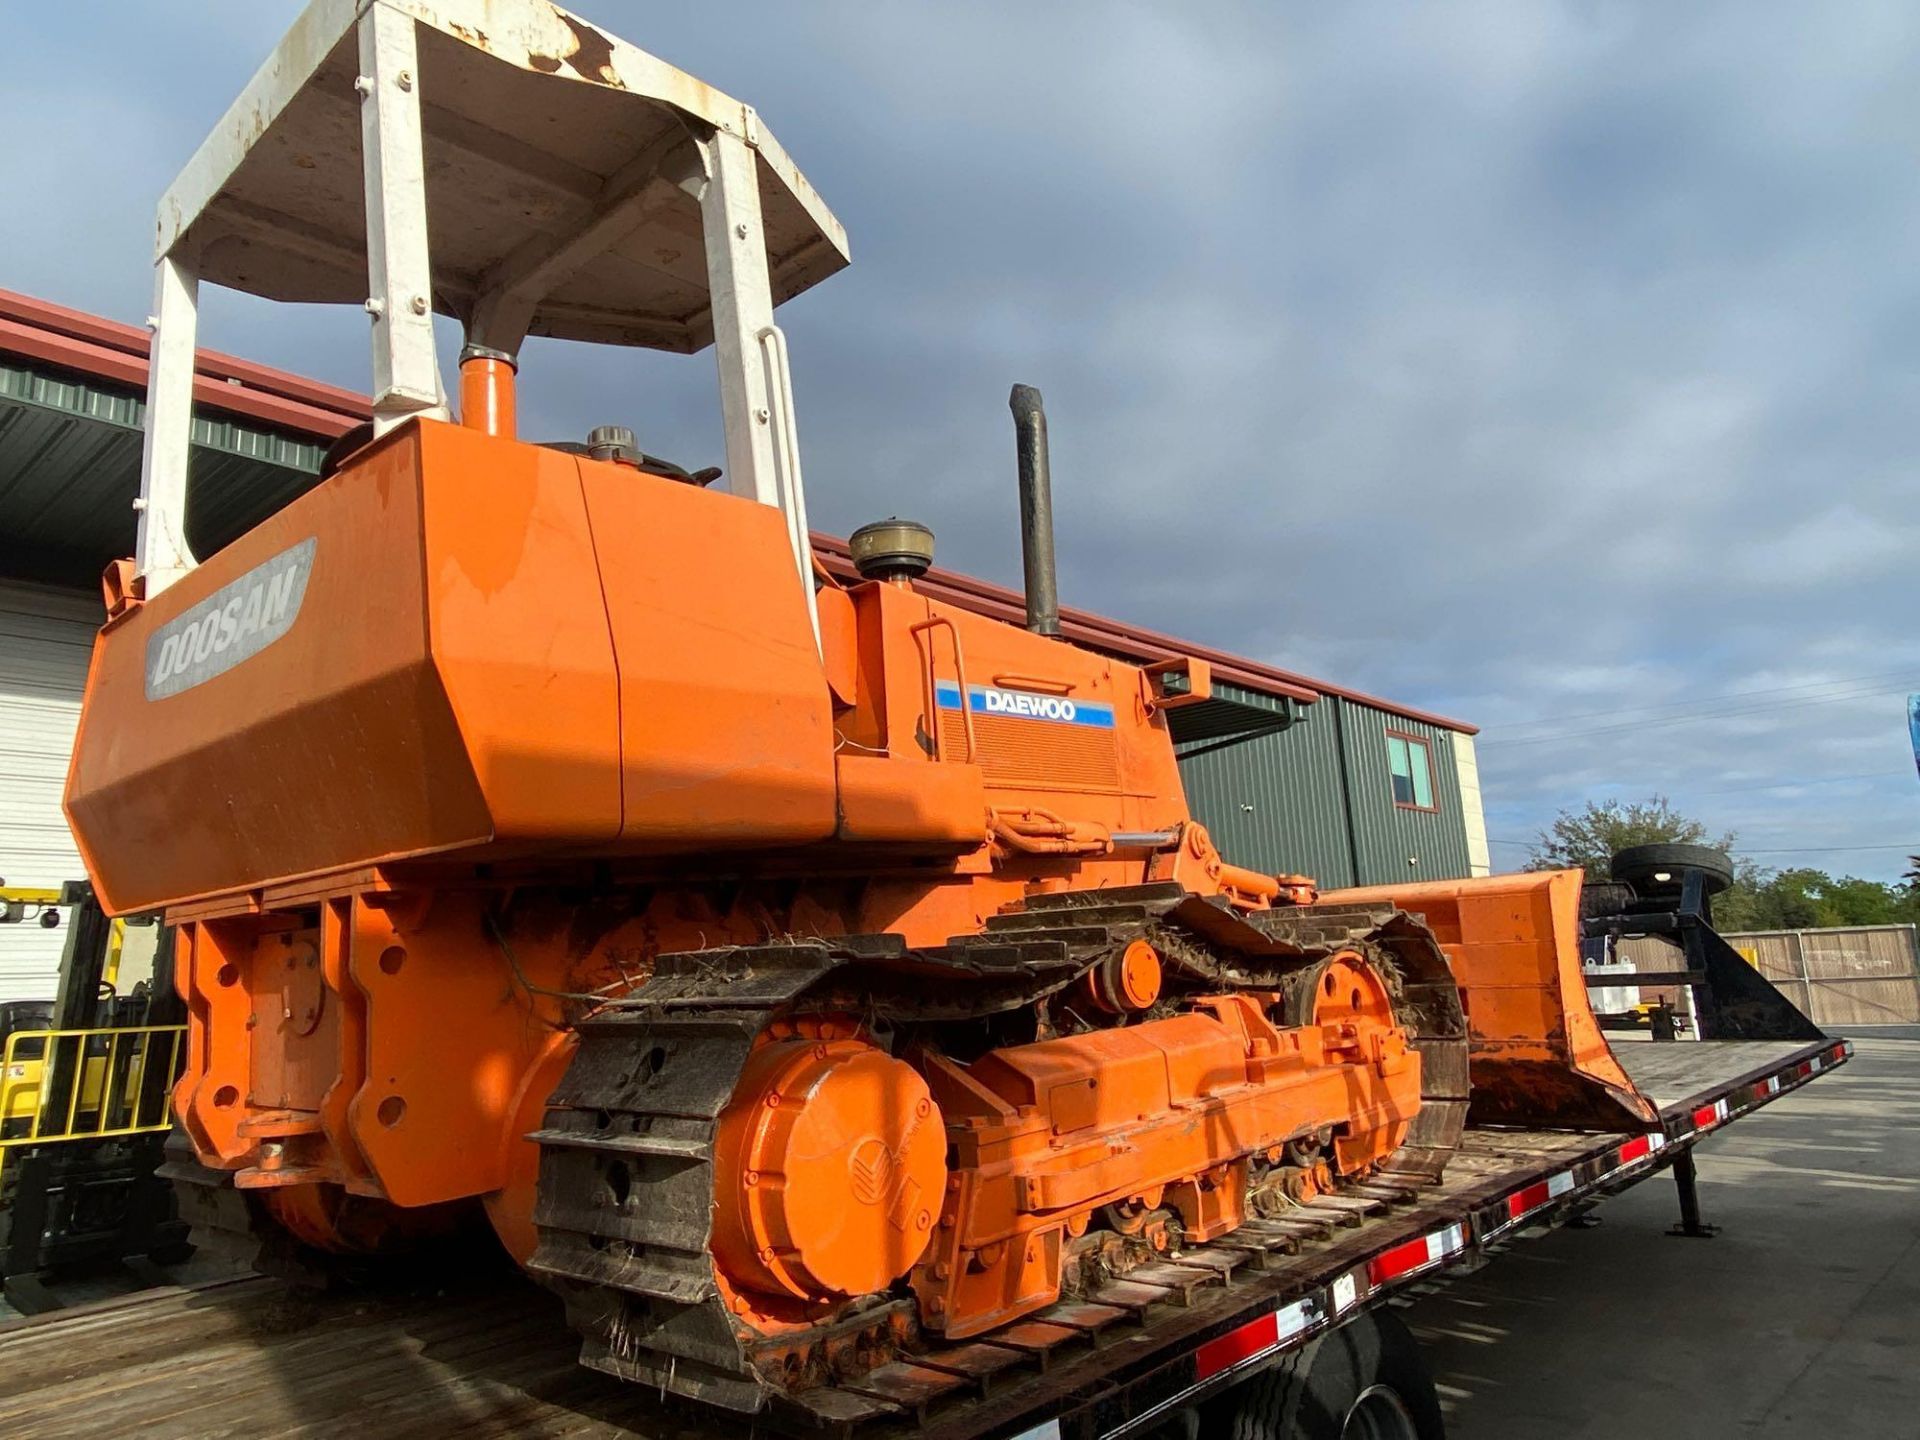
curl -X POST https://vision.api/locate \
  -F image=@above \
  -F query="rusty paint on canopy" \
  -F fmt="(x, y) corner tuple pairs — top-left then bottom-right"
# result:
(152, 0), (849, 351)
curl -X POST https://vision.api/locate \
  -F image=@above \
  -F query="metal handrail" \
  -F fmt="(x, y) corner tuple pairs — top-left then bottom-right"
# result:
(909, 616), (979, 765)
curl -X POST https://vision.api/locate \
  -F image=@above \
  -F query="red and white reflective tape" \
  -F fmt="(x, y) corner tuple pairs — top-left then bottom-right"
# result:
(1791, 1044), (1847, 1083)
(1194, 1298), (1317, 1381)
(1367, 1221), (1468, 1285)
(1721, 1042), (1849, 1119)
(1504, 1168), (1579, 1223)
(1616, 1130), (1668, 1166)
(1691, 1097), (1731, 1132)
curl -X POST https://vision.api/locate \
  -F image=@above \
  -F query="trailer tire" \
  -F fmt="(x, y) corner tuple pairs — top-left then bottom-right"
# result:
(1610, 843), (1734, 896)
(1201, 1311), (1444, 1440)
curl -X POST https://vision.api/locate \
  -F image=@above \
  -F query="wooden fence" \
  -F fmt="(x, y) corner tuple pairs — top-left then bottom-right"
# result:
(1618, 924), (1920, 1028)
(1723, 924), (1920, 1027)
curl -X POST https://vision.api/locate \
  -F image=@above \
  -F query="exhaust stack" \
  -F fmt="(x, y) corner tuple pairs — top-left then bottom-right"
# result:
(1009, 383), (1061, 637)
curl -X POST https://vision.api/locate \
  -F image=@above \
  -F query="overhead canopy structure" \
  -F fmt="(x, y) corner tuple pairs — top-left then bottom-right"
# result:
(138, 0), (849, 605)
(158, 0), (848, 353)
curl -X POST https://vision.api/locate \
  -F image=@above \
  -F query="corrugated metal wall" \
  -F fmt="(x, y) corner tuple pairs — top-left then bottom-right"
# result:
(1334, 702), (1471, 887)
(0, 357), (327, 586)
(1179, 686), (1356, 884)
(0, 580), (95, 1003)
(1177, 693), (1474, 888)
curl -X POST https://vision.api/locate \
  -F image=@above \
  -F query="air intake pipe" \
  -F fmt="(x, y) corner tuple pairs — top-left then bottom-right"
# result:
(1009, 383), (1061, 637)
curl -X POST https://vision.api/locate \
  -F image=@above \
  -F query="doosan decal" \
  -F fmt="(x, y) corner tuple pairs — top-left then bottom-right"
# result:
(145, 537), (317, 700)
(934, 681), (1117, 729)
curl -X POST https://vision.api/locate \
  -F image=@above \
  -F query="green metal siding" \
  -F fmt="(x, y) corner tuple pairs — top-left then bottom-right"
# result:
(0, 358), (327, 587)
(1176, 695), (1473, 889)
(1332, 700), (1471, 886)
(1177, 689), (1357, 886)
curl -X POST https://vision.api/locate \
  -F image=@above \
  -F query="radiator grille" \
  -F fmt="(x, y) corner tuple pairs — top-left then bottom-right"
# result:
(940, 711), (1121, 792)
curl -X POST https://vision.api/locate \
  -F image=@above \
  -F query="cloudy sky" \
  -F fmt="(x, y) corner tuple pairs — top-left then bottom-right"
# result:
(4, 2), (1915, 879)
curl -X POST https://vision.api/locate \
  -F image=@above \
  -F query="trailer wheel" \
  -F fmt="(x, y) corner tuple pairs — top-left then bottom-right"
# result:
(1201, 1311), (1444, 1440)
(1609, 843), (1734, 896)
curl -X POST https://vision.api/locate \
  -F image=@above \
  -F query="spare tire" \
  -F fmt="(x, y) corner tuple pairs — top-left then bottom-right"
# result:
(1610, 842), (1734, 896)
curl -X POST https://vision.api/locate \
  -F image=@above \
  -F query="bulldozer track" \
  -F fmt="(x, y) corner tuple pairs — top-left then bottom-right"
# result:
(525, 885), (1468, 1428)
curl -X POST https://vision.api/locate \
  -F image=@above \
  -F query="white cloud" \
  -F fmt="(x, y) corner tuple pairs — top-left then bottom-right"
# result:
(8, 0), (1916, 879)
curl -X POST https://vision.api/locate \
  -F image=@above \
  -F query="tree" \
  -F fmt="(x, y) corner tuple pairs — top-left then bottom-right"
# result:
(1723, 868), (1823, 930)
(1529, 797), (1920, 930)
(1814, 875), (1912, 927)
(1525, 796), (1737, 880)
(1721, 868), (1920, 931)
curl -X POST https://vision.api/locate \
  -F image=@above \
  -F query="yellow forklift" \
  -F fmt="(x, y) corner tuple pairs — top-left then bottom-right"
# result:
(0, 881), (189, 1310)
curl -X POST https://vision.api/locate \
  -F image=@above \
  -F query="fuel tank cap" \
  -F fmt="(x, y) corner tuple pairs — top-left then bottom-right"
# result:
(587, 425), (642, 465)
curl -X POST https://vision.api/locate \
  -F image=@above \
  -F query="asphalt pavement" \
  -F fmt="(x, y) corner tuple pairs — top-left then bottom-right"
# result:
(1406, 1033), (1920, 1436)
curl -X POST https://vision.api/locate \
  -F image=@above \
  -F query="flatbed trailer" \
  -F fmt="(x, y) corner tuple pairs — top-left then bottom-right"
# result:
(0, 1034), (1849, 1440)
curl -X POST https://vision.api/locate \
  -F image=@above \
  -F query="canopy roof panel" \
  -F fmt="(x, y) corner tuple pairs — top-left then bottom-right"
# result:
(158, 0), (848, 352)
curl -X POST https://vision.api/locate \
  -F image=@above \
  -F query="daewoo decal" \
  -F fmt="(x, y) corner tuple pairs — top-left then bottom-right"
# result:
(145, 538), (316, 699)
(934, 682), (1116, 729)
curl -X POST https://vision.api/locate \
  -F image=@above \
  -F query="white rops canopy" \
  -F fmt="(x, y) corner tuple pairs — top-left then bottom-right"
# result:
(139, 0), (849, 613)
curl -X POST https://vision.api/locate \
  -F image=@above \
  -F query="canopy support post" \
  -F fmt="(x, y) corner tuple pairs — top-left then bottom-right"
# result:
(699, 123), (782, 512)
(134, 253), (200, 599)
(697, 119), (818, 644)
(357, 3), (448, 434)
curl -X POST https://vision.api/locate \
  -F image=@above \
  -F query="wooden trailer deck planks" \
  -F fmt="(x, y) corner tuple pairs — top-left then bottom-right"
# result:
(1611, 1037), (1822, 1116)
(0, 1271), (677, 1440)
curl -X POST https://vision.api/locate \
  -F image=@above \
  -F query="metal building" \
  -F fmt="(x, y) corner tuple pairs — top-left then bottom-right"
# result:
(0, 286), (1487, 1003)
(1181, 690), (1488, 888)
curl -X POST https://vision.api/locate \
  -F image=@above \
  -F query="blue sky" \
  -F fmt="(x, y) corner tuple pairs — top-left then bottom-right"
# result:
(4, 2), (1916, 879)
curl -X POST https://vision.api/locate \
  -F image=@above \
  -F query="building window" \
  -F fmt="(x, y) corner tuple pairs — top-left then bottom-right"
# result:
(1386, 731), (1436, 811)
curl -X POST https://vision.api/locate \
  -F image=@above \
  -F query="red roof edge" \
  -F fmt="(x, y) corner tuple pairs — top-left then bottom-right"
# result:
(0, 287), (370, 438)
(811, 535), (1479, 735)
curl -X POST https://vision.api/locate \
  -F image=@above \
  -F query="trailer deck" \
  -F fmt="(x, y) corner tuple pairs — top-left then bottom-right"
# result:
(0, 1036), (1848, 1440)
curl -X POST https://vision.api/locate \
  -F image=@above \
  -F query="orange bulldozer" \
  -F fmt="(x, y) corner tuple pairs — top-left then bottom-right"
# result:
(64, 0), (1660, 1418)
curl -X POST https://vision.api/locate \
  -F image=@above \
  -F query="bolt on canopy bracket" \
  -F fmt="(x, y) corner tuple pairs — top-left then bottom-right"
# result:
(356, 2), (449, 434)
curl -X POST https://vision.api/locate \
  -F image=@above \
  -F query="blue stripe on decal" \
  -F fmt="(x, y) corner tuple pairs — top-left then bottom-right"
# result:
(934, 681), (1116, 729)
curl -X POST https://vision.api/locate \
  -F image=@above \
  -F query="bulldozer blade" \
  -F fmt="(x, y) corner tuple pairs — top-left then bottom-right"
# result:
(1318, 871), (1658, 1131)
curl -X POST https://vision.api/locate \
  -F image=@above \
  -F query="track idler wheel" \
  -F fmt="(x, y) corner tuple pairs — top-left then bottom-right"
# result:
(1286, 950), (1415, 1173)
(1285, 950), (1394, 1032)
(712, 1026), (947, 1313)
